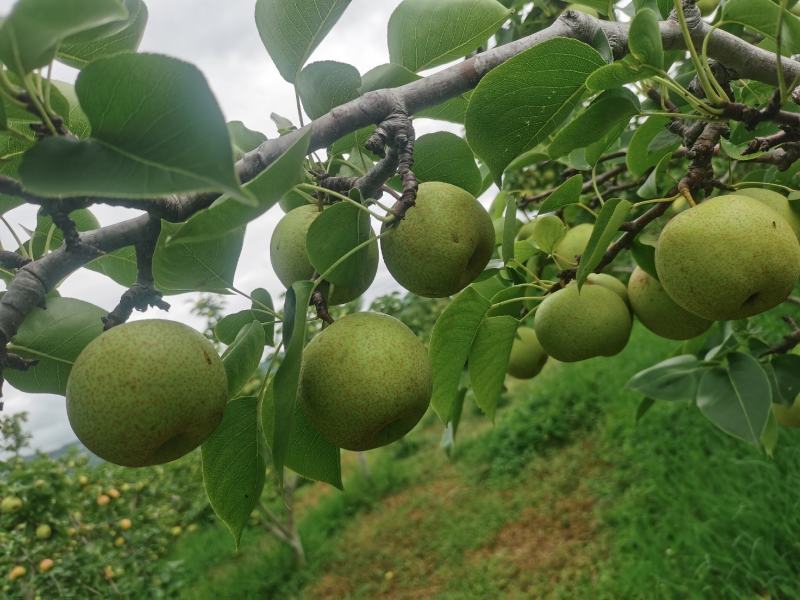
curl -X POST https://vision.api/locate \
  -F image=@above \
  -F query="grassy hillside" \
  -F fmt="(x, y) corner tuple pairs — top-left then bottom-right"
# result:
(167, 320), (800, 599)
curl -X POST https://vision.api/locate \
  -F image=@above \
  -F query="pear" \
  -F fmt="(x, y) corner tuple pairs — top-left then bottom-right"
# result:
(553, 223), (593, 270)
(737, 187), (800, 240)
(627, 267), (712, 340)
(534, 282), (632, 362)
(773, 397), (800, 428)
(299, 313), (432, 451)
(270, 204), (379, 304)
(587, 273), (628, 304)
(66, 320), (228, 467)
(517, 220), (536, 241)
(695, 0), (720, 15)
(1, 496), (22, 513)
(655, 194), (800, 320)
(380, 182), (495, 298)
(507, 327), (548, 379)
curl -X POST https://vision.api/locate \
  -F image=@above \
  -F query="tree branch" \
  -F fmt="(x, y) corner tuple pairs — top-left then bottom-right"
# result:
(1, 7), (799, 361)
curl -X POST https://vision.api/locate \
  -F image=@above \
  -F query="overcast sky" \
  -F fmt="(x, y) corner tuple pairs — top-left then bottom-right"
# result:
(0, 0), (468, 452)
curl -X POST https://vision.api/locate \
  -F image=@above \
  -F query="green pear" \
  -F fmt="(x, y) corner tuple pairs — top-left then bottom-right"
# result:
(270, 205), (379, 304)
(553, 223), (593, 270)
(35, 524), (52, 539)
(516, 220), (536, 241)
(586, 273), (628, 304)
(564, 3), (599, 17)
(299, 312), (432, 451)
(534, 282), (632, 362)
(737, 187), (800, 240)
(507, 327), (548, 379)
(627, 267), (712, 340)
(66, 320), (228, 467)
(1, 496), (22, 513)
(773, 397), (800, 428)
(655, 194), (800, 320)
(380, 182), (495, 298)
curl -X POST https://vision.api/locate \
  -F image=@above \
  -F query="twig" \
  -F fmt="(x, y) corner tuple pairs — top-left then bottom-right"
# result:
(766, 316), (800, 355)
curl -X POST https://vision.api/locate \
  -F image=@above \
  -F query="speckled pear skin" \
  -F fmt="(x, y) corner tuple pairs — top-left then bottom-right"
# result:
(586, 273), (628, 304)
(655, 195), (800, 321)
(534, 282), (632, 362)
(507, 327), (548, 379)
(66, 320), (228, 467)
(554, 223), (593, 269)
(270, 205), (379, 304)
(298, 312), (432, 451)
(737, 187), (800, 240)
(380, 182), (495, 298)
(627, 267), (712, 340)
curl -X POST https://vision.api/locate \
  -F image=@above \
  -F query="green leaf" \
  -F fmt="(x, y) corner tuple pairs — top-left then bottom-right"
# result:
(50, 81), (91, 138)
(468, 316), (517, 421)
(57, 0), (148, 69)
(501, 194), (516, 264)
(631, 239), (659, 280)
(768, 354), (800, 405)
(723, 0), (800, 54)
(413, 132), (482, 196)
(86, 247), (137, 287)
(252, 288), (275, 347)
(429, 286), (491, 421)
(697, 353), (772, 447)
(153, 221), (244, 294)
(627, 355), (709, 402)
(166, 129), (311, 246)
(306, 201), (376, 289)
(296, 61), (361, 120)
(5, 297), (105, 396)
(201, 396), (265, 549)
(261, 383), (342, 488)
(585, 59), (657, 93)
(635, 397), (656, 423)
(465, 38), (605, 181)
(388, 0), (511, 72)
(531, 214), (566, 255)
(20, 53), (247, 202)
(255, 0), (352, 82)
(0, 0), (128, 74)
(360, 63), (469, 123)
(222, 322), (265, 397)
(549, 89), (640, 159)
(24, 208), (99, 259)
(539, 175), (584, 213)
(628, 8), (663, 70)
(228, 121), (267, 158)
(215, 308), (275, 347)
(637, 152), (673, 199)
(272, 280), (314, 477)
(576, 198), (631, 287)
(761, 410), (779, 457)
(627, 116), (680, 178)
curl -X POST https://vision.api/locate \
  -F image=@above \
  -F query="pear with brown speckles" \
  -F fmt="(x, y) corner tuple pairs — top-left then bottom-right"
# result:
(298, 312), (432, 451)
(655, 195), (800, 321)
(66, 320), (228, 467)
(381, 182), (495, 298)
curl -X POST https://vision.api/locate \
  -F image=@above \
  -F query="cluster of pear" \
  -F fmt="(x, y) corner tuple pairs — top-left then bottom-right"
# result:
(271, 181), (495, 451)
(506, 189), (800, 380)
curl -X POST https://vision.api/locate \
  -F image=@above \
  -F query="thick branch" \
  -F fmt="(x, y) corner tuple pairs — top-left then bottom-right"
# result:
(1, 9), (799, 352)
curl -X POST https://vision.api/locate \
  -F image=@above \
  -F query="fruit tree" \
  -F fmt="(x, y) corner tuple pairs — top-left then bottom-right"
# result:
(1, 0), (800, 549)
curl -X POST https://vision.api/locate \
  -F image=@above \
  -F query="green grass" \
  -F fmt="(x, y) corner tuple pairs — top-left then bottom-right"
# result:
(167, 315), (800, 599)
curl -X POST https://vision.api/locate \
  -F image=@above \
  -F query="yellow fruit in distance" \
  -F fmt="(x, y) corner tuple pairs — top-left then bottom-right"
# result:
(38, 559), (54, 573)
(8, 566), (26, 582)
(118, 518), (132, 530)
(97, 494), (110, 506)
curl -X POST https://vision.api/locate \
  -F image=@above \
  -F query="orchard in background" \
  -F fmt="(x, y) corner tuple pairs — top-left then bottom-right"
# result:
(1, 0), (800, 590)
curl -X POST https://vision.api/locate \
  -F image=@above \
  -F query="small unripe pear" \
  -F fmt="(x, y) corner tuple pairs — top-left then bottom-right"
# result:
(773, 397), (800, 428)
(380, 182), (495, 297)
(1, 496), (22, 513)
(66, 320), (228, 467)
(270, 205), (378, 304)
(299, 313), (432, 451)
(586, 273), (628, 304)
(507, 327), (548, 379)
(695, 0), (719, 15)
(655, 195), (800, 320)
(737, 187), (800, 240)
(534, 282), (632, 362)
(516, 220), (536, 241)
(35, 524), (52, 539)
(628, 267), (712, 340)
(553, 223), (593, 269)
